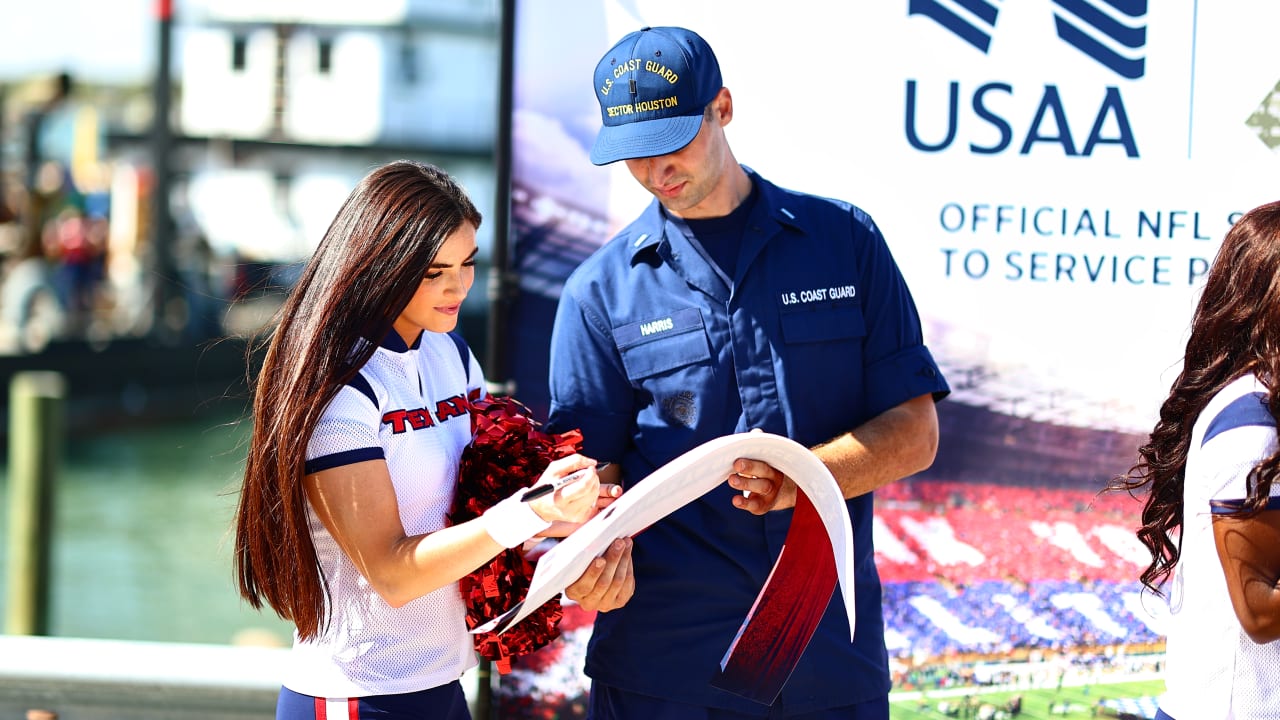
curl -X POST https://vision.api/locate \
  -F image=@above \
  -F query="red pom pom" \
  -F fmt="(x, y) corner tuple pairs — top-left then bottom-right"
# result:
(449, 396), (582, 672)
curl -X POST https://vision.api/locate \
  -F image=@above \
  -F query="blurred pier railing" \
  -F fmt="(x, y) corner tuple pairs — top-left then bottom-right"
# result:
(0, 635), (285, 720)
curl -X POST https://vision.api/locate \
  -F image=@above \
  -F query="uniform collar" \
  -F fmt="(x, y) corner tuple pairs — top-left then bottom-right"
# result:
(378, 329), (422, 353)
(625, 166), (803, 266)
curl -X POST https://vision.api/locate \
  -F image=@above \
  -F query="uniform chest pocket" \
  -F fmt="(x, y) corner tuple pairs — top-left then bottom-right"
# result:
(614, 307), (712, 381)
(779, 303), (866, 344)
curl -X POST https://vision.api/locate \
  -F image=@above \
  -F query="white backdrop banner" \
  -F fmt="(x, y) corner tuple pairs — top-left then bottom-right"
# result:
(499, 0), (1279, 712)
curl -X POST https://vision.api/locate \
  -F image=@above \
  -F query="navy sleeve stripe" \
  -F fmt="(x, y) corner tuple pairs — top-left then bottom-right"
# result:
(1202, 392), (1274, 447)
(1210, 497), (1280, 513)
(304, 447), (384, 475)
(347, 372), (377, 407)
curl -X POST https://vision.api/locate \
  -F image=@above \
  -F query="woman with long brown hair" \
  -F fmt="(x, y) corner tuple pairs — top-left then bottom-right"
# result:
(233, 161), (631, 719)
(1113, 200), (1280, 720)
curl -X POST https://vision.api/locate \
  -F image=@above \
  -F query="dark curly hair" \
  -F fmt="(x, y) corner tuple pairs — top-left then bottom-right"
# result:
(1110, 200), (1280, 596)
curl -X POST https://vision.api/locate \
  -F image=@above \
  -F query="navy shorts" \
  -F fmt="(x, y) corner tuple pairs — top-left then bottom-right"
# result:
(276, 681), (470, 720)
(587, 681), (889, 720)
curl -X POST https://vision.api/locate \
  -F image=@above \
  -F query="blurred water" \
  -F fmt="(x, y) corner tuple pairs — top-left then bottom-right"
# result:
(0, 408), (295, 647)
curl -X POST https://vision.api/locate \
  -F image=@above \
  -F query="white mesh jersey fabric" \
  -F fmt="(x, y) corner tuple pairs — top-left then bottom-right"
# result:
(1161, 374), (1280, 720)
(282, 331), (486, 698)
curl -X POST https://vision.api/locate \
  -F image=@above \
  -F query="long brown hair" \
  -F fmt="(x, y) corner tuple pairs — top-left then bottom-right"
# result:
(1111, 200), (1280, 596)
(233, 161), (482, 639)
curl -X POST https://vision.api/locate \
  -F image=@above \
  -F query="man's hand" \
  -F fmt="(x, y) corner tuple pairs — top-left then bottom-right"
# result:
(728, 458), (797, 514)
(565, 537), (634, 612)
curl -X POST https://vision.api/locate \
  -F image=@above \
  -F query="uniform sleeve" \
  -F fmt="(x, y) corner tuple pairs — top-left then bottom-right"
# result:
(546, 283), (634, 462)
(853, 210), (950, 417)
(1201, 393), (1280, 512)
(304, 378), (385, 475)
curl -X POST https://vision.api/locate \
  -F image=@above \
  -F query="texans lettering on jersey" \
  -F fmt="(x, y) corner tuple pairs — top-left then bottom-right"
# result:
(382, 388), (482, 434)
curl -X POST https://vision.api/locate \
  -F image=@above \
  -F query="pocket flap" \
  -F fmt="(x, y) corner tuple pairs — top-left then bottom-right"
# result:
(779, 304), (866, 344)
(615, 308), (711, 380)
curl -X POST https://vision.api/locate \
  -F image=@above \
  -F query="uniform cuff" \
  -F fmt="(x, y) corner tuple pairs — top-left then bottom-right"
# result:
(482, 494), (553, 549)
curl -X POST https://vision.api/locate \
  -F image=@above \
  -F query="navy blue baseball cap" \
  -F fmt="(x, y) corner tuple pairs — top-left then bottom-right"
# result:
(589, 26), (723, 165)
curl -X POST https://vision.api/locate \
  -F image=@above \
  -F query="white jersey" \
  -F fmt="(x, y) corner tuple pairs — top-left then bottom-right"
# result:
(283, 330), (485, 698)
(1160, 374), (1280, 720)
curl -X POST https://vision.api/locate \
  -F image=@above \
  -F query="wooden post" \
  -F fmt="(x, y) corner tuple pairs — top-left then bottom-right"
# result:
(473, 659), (494, 719)
(5, 371), (65, 636)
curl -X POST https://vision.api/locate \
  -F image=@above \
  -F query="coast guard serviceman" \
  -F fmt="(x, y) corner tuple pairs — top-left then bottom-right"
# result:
(547, 26), (951, 720)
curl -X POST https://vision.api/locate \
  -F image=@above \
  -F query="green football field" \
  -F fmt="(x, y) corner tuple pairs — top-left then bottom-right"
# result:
(891, 679), (1165, 720)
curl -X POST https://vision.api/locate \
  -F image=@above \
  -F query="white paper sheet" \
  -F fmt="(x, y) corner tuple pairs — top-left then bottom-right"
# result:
(473, 431), (856, 638)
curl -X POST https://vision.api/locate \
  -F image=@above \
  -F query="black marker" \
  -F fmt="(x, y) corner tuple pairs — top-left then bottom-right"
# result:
(520, 462), (611, 502)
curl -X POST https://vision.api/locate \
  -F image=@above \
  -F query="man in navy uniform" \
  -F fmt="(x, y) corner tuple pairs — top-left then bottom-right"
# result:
(551, 26), (950, 719)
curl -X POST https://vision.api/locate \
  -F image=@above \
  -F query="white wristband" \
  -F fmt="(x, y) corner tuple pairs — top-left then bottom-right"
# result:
(482, 494), (553, 549)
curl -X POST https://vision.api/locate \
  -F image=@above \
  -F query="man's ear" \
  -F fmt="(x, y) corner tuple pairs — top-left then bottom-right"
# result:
(713, 87), (734, 127)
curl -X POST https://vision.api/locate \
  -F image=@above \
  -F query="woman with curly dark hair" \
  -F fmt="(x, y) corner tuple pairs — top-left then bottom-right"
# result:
(233, 161), (631, 720)
(1112, 199), (1280, 720)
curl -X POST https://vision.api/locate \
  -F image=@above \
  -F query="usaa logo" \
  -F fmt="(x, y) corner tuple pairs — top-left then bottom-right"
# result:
(906, 0), (1148, 158)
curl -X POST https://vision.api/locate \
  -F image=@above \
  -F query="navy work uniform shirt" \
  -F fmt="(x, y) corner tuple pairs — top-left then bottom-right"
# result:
(547, 167), (950, 715)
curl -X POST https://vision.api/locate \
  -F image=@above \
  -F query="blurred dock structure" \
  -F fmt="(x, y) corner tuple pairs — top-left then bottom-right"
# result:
(0, 2), (504, 716)
(0, 636), (285, 720)
(0, 0), (501, 398)
(0, 635), (490, 720)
